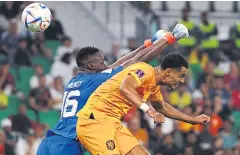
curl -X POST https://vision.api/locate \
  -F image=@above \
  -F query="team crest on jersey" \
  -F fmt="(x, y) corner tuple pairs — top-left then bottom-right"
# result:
(135, 70), (145, 78)
(106, 140), (115, 150)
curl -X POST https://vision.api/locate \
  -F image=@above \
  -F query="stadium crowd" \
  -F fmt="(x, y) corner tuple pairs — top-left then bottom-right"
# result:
(0, 1), (240, 155)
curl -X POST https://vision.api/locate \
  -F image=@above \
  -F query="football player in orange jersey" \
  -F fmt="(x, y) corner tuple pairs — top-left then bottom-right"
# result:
(76, 27), (211, 155)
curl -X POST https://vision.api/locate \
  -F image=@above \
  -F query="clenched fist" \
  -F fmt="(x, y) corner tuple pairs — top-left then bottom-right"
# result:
(192, 114), (210, 125)
(146, 107), (165, 123)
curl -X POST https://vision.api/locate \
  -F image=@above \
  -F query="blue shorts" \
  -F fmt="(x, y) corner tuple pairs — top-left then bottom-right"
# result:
(36, 134), (84, 155)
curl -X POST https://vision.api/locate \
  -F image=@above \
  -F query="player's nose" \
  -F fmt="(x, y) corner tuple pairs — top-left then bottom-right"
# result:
(180, 78), (184, 83)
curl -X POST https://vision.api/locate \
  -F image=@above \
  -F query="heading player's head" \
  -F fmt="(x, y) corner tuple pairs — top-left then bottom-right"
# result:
(76, 46), (107, 73)
(158, 52), (188, 90)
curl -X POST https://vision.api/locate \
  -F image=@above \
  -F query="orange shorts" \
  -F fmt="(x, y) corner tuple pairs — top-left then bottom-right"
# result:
(76, 116), (139, 155)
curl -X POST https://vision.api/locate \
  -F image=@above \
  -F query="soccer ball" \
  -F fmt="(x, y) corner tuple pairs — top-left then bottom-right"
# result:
(21, 3), (51, 32)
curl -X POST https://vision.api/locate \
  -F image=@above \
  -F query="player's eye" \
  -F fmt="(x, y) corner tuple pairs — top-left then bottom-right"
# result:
(180, 74), (185, 78)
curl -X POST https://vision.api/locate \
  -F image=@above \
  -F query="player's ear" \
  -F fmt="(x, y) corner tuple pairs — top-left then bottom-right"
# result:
(88, 63), (95, 70)
(165, 68), (172, 77)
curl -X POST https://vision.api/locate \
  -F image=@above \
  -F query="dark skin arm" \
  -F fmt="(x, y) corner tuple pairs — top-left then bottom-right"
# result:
(108, 38), (168, 69)
(120, 75), (210, 125)
(107, 45), (146, 69)
(156, 100), (210, 125)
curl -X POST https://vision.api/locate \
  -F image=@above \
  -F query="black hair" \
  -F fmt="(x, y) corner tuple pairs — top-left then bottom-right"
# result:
(76, 46), (100, 67)
(160, 52), (188, 70)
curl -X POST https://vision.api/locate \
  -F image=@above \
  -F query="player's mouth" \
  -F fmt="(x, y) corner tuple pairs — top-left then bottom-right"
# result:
(172, 83), (179, 89)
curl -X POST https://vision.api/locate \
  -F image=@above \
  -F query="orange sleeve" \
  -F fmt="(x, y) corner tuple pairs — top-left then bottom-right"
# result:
(149, 86), (164, 103)
(129, 63), (154, 87)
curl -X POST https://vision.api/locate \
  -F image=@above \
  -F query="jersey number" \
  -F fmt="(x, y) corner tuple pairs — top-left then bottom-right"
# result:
(61, 90), (80, 117)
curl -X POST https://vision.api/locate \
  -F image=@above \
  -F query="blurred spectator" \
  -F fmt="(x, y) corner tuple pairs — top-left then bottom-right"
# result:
(50, 76), (64, 111)
(149, 124), (164, 152)
(220, 119), (237, 150)
(224, 61), (240, 91)
(231, 88), (240, 110)
(29, 75), (53, 120)
(0, 14), (9, 36)
(55, 36), (73, 61)
(198, 12), (219, 60)
(1, 19), (19, 57)
(50, 53), (74, 86)
(0, 2), (20, 19)
(197, 62), (215, 88)
(210, 76), (230, 107)
(14, 38), (32, 67)
(44, 9), (64, 40)
(198, 124), (214, 155)
(30, 33), (52, 59)
(191, 90), (204, 108)
(171, 121), (184, 150)
(128, 116), (149, 149)
(169, 84), (192, 109)
(1, 118), (18, 155)
(0, 130), (6, 155)
(32, 125), (44, 155)
(213, 136), (224, 152)
(30, 64), (53, 89)
(183, 145), (194, 155)
(209, 95), (224, 137)
(199, 83), (210, 102)
(0, 91), (8, 109)
(11, 104), (32, 135)
(0, 60), (15, 96)
(155, 134), (181, 155)
(229, 21), (240, 60)
(185, 131), (202, 155)
(15, 129), (35, 155)
(175, 9), (198, 56)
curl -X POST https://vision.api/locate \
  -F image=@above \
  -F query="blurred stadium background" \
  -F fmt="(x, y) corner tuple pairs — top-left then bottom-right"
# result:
(0, 1), (240, 155)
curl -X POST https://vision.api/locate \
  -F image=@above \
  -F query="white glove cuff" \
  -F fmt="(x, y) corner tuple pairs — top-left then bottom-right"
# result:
(140, 103), (150, 112)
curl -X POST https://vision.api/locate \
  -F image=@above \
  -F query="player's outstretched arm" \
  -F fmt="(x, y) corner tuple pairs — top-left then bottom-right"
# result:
(157, 101), (210, 125)
(121, 24), (189, 68)
(107, 45), (146, 69)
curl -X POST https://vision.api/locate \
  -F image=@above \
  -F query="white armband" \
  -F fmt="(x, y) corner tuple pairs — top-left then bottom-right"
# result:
(140, 103), (150, 113)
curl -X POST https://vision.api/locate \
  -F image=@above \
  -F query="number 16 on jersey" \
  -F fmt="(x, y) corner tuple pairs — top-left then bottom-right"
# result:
(61, 90), (81, 118)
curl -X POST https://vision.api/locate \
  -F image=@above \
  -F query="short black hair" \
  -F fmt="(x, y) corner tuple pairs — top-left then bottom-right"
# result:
(160, 52), (188, 70)
(76, 46), (100, 67)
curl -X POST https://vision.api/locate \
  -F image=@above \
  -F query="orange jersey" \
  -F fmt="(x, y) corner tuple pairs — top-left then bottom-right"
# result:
(77, 62), (164, 120)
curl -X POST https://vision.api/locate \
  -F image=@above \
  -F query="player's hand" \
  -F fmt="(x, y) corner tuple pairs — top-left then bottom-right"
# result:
(172, 23), (189, 41)
(192, 114), (210, 125)
(153, 112), (165, 124)
(146, 108), (165, 123)
(151, 30), (167, 42)
(146, 107), (157, 118)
